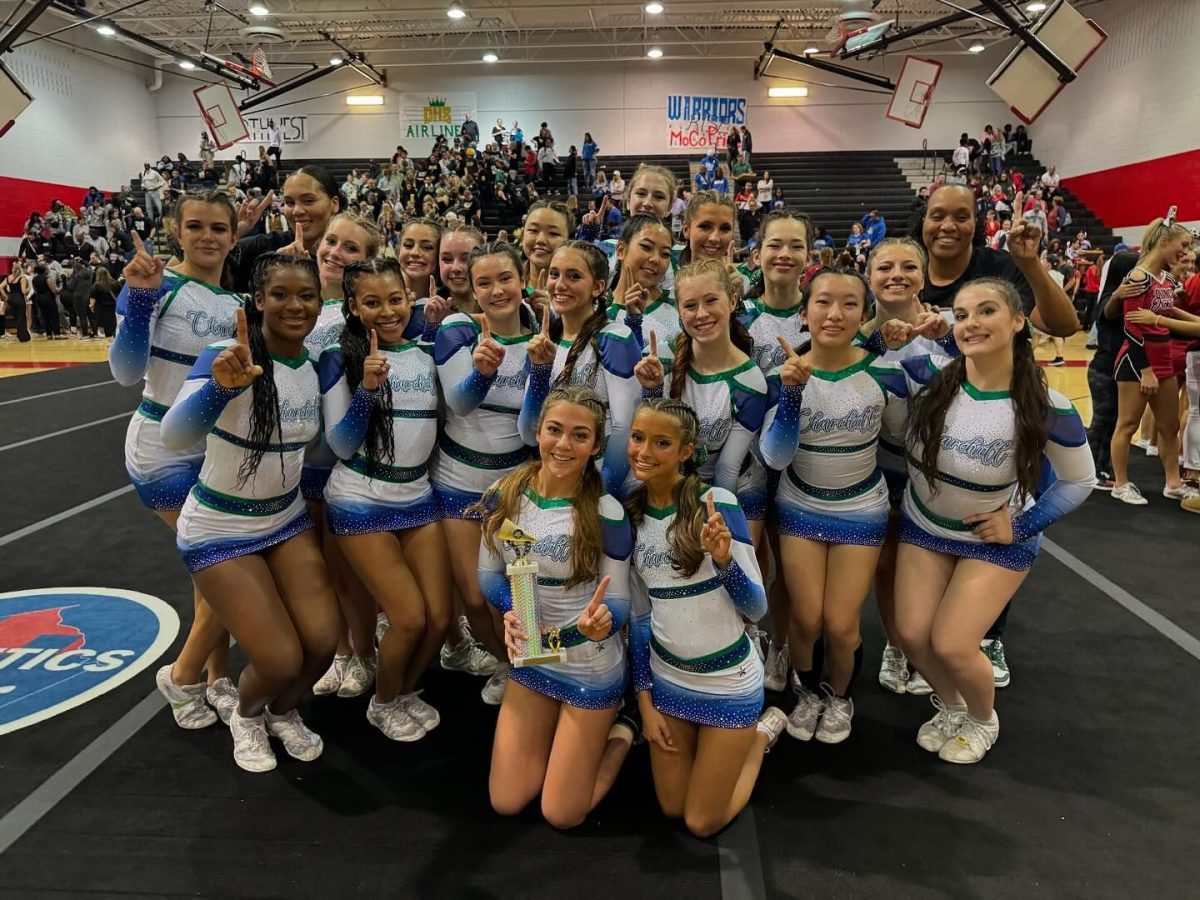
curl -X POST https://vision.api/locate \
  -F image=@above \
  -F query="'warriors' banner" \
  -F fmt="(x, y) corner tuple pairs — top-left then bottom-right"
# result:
(666, 95), (747, 150)
(399, 92), (478, 151)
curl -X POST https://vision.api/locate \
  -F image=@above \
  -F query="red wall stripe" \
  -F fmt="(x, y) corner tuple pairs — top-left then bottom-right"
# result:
(0, 174), (111, 239)
(1063, 149), (1200, 230)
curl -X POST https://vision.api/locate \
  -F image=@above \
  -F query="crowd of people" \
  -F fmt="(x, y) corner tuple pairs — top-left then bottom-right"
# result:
(2, 111), (1194, 837)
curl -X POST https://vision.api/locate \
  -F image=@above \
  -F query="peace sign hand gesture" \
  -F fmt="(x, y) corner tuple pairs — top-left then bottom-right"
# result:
(700, 492), (733, 568)
(526, 305), (556, 366)
(634, 330), (665, 391)
(212, 307), (263, 390)
(361, 328), (391, 391)
(236, 190), (275, 239)
(620, 264), (648, 315)
(776, 336), (812, 387)
(526, 265), (551, 319)
(576, 575), (613, 641)
(725, 242), (745, 301)
(123, 231), (165, 291)
(473, 316), (506, 377)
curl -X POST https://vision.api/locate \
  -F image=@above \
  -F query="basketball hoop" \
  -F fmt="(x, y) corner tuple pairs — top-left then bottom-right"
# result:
(251, 45), (273, 83)
(828, 20), (851, 55)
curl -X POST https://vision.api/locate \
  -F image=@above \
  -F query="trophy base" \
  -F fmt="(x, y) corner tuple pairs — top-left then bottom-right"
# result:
(513, 649), (567, 668)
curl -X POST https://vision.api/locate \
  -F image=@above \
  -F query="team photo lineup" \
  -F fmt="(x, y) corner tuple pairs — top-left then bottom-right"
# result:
(107, 131), (1195, 835)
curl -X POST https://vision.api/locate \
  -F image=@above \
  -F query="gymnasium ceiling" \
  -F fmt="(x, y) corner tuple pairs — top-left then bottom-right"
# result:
(33, 0), (1107, 69)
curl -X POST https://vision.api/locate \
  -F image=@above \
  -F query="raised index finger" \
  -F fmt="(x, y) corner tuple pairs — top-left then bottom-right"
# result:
(776, 334), (796, 358)
(369, 327), (378, 356)
(130, 230), (146, 255)
(480, 316), (492, 341)
(649, 330), (658, 358)
(235, 306), (249, 347)
(706, 491), (716, 519)
(540, 305), (550, 337)
(588, 575), (611, 612)
(293, 220), (304, 246)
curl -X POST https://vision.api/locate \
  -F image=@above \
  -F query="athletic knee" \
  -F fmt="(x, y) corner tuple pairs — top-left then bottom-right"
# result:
(540, 796), (587, 830)
(821, 617), (861, 651)
(254, 641), (304, 685)
(684, 807), (729, 839)
(789, 606), (822, 640)
(929, 631), (977, 669)
(893, 618), (930, 658)
(384, 604), (427, 639)
(489, 788), (531, 818)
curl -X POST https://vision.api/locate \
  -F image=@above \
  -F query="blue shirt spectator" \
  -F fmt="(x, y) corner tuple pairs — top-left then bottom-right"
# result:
(861, 210), (886, 245)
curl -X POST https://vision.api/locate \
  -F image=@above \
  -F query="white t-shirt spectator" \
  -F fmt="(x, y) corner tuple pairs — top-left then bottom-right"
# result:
(951, 146), (970, 168)
(756, 177), (773, 205)
(269, 128), (282, 150)
(141, 169), (165, 194)
(1040, 170), (1060, 192)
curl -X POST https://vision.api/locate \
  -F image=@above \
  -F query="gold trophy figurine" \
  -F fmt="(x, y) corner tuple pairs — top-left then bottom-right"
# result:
(499, 519), (566, 667)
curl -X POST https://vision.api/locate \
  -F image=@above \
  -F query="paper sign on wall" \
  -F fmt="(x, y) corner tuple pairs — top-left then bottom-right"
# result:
(399, 92), (477, 151)
(666, 95), (747, 150)
(241, 114), (307, 145)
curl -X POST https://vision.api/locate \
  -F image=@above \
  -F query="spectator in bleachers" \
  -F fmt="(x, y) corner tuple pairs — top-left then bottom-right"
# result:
(1048, 195), (1071, 240)
(595, 168), (609, 199)
(538, 141), (560, 185)
(847, 222), (868, 252)
(727, 125), (740, 169)
(952, 136), (971, 170)
(523, 146), (538, 181)
(581, 132), (599, 188)
(861, 209), (886, 245)
(711, 167), (729, 196)
(907, 184), (929, 232)
(461, 113), (480, 147)
(609, 169), (626, 205)
(565, 145), (579, 196)
(511, 121), (524, 153)
(811, 227), (834, 252)
(738, 198), (762, 248)
(770, 186), (785, 211)
(670, 188), (687, 238)
(1040, 164), (1061, 193)
(734, 181), (754, 210)
(140, 163), (165, 225)
(492, 118), (507, 148)
(755, 170), (774, 206)
(1014, 124), (1031, 153)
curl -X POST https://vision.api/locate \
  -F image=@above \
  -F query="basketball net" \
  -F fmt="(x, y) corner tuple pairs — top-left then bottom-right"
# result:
(251, 45), (273, 82)
(827, 20), (851, 54)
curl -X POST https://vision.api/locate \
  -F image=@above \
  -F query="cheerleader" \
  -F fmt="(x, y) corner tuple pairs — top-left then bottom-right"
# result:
(519, 241), (641, 496)
(109, 191), (243, 730)
(520, 200), (572, 301)
(894, 277), (1095, 764)
(859, 238), (956, 696)
(633, 260), (768, 533)
(302, 214), (383, 699)
(678, 190), (735, 268)
(625, 164), (676, 219)
(397, 217), (442, 311)
(320, 259), (451, 742)
(1107, 217), (1196, 504)
(436, 222), (485, 315)
(479, 386), (636, 829)
(758, 268), (907, 744)
(607, 214), (680, 348)
(739, 210), (812, 692)
(626, 398), (786, 838)
(160, 254), (337, 773)
(431, 241), (538, 705)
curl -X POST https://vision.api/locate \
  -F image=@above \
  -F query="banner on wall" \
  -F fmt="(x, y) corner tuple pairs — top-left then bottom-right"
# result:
(666, 95), (747, 150)
(239, 114), (307, 146)
(400, 92), (477, 147)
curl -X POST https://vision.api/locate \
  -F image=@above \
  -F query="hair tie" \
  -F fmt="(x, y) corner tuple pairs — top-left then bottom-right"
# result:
(692, 445), (709, 467)
(1021, 319), (1034, 339)
(1165, 205), (1178, 227)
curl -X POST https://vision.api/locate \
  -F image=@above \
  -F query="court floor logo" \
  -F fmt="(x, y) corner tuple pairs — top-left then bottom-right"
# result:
(0, 588), (179, 735)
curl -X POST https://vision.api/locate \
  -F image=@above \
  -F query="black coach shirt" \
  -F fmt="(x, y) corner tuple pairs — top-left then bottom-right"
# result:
(920, 246), (1035, 316)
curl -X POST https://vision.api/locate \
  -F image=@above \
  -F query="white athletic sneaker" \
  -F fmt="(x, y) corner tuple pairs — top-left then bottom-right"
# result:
(981, 639), (1011, 688)
(229, 709), (277, 773)
(1146, 444), (1160, 458)
(744, 622), (769, 663)
(440, 617), (501, 676)
(906, 670), (933, 696)
(366, 696), (426, 742)
(156, 664), (217, 730)
(1133, 437), (1151, 451)
(878, 644), (910, 694)
(375, 613), (389, 647)
(785, 682), (824, 741)
(938, 712), (999, 764)
(813, 686), (853, 744)
(916, 696), (967, 752)
(1112, 483), (1149, 506)
(337, 655), (377, 698)
(264, 707), (324, 762)
(205, 677), (239, 725)
(756, 706), (788, 751)
(1163, 483), (1200, 500)
(313, 654), (349, 696)
(481, 664), (509, 705)
(763, 642), (789, 692)
(400, 691), (441, 732)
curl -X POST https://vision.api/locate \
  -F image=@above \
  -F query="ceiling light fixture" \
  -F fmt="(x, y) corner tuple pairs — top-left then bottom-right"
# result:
(647, 46), (663, 58)
(178, 60), (196, 69)
(248, 2), (269, 15)
(803, 45), (819, 55)
(482, 50), (499, 62)
(645, 2), (664, 13)
(96, 23), (116, 36)
(447, 2), (467, 19)
(768, 86), (809, 97)
(968, 42), (986, 52)
(346, 95), (384, 106)
(1026, 2), (1047, 11)
(330, 55), (343, 65)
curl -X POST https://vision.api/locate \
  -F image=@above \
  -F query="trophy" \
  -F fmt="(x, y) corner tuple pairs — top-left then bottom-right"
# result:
(499, 518), (566, 667)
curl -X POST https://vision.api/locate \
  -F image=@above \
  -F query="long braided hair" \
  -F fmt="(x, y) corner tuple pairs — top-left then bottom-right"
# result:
(339, 258), (402, 471)
(549, 241), (611, 388)
(669, 259), (754, 400)
(909, 277), (1048, 502)
(237, 252), (321, 488)
(623, 398), (707, 577)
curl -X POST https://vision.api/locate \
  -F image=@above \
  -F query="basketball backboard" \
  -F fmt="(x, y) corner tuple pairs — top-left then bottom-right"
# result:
(194, 83), (249, 150)
(886, 56), (942, 129)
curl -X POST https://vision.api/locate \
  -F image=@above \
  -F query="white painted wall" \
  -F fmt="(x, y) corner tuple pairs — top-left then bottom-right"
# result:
(0, 36), (159, 189)
(153, 53), (1014, 161)
(1029, 0), (1199, 178)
